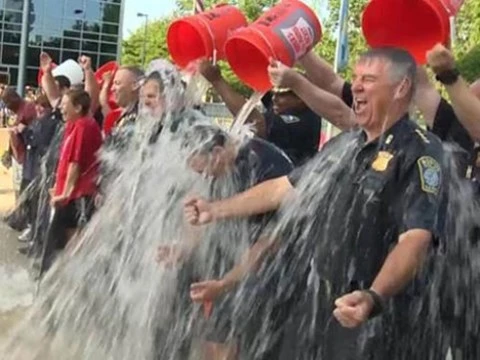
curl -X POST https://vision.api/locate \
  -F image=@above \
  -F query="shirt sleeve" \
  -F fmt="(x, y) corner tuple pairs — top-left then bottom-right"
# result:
(287, 164), (306, 187)
(397, 153), (445, 237)
(431, 97), (473, 152)
(68, 123), (89, 166)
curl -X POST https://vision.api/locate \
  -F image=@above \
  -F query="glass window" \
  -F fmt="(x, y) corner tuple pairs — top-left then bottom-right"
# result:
(101, 22), (118, 35)
(100, 34), (117, 43)
(99, 54), (116, 67)
(100, 42), (116, 55)
(63, 37), (81, 51)
(85, 0), (102, 24)
(42, 47), (61, 63)
(8, 67), (18, 87)
(83, 31), (100, 41)
(101, 2), (120, 24)
(3, 30), (21, 44)
(4, 1), (22, 11)
(26, 68), (39, 86)
(61, 50), (80, 62)
(82, 40), (99, 53)
(27, 46), (41, 67)
(1, 45), (20, 65)
(42, 35), (62, 49)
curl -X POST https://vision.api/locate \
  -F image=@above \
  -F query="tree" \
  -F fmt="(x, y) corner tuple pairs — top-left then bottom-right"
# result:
(122, 18), (172, 67)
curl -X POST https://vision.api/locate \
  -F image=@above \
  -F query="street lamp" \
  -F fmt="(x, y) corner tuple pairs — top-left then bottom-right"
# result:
(137, 12), (149, 68)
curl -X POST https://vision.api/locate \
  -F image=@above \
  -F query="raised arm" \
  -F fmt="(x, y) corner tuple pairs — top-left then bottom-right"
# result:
(414, 67), (442, 128)
(40, 52), (61, 108)
(427, 44), (480, 141)
(298, 50), (346, 98)
(268, 60), (355, 130)
(79, 55), (100, 113)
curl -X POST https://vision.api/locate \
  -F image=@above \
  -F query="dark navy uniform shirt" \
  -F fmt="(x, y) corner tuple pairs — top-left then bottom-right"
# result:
(287, 115), (445, 294)
(262, 93), (321, 166)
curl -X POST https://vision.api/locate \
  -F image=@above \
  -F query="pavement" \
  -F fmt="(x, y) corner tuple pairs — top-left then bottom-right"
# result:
(0, 128), (34, 346)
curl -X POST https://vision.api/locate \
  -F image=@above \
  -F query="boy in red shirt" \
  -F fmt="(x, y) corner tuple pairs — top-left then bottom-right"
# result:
(43, 89), (102, 270)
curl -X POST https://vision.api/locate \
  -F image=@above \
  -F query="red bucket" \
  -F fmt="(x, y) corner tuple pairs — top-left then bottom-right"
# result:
(95, 61), (119, 110)
(167, 4), (248, 68)
(362, 0), (461, 64)
(225, 0), (322, 92)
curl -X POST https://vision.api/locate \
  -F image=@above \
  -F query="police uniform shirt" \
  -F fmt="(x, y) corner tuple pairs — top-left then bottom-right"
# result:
(262, 93), (322, 166)
(287, 115), (445, 294)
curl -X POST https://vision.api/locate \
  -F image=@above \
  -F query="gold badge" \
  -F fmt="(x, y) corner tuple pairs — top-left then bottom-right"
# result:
(371, 151), (394, 172)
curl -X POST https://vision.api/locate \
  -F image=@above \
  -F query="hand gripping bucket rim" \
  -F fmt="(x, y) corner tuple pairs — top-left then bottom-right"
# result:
(167, 4), (248, 68)
(225, 0), (322, 92)
(362, 0), (452, 64)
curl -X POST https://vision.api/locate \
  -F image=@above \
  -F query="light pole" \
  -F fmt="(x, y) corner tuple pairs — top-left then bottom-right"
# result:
(17, 0), (31, 96)
(74, 9), (86, 57)
(137, 12), (149, 68)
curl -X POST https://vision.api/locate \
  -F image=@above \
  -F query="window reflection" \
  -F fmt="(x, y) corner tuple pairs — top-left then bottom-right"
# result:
(0, 0), (122, 86)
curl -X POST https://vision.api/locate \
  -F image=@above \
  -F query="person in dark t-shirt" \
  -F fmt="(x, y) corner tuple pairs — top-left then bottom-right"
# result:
(159, 124), (293, 360)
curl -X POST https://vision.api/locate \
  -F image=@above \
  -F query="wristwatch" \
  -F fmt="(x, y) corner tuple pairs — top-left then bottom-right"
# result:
(363, 289), (385, 318)
(435, 68), (460, 85)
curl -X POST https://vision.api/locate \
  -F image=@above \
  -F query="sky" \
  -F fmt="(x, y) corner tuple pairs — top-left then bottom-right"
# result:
(122, 0), (325, 39)
(123, 0), (177, 38)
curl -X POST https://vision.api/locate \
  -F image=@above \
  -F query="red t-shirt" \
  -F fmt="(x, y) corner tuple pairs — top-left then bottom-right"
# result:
(55, 116), (103, 201)
(9, 101), (38, 163)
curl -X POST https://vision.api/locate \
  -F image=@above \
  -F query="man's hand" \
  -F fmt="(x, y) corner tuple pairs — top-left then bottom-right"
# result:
(190, 280), (226, 303)
(39, 52), (53, 73)
(198, 59), (222, 84)
(78, 55), (92, 72)
(426, 43), (456, 75)
(156, 244), (188, 268)
(333, 290), (374, 328)
(184, 196), (214, 225)
(268, 58), (300, 89)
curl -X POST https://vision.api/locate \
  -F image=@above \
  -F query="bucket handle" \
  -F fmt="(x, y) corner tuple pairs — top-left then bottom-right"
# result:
(195, 15), (219, 65)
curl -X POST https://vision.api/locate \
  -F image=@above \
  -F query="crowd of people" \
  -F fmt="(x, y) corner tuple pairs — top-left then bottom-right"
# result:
(0, 37), (479, 360)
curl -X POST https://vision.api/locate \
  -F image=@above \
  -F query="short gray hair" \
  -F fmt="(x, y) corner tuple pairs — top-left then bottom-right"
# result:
(358, 47), (417, 99)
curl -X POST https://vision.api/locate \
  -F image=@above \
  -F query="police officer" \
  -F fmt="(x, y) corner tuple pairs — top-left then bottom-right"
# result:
(198, 60), (322, 166)
(184, 48), (446, 359)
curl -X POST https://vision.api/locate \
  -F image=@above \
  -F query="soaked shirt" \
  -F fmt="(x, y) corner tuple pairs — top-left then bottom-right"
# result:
(262, 93), (321, 166)
(288, 115), (445, 293)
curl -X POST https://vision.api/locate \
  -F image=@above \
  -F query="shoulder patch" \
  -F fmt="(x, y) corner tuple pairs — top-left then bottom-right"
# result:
(415, 129), (430, 144)
(417, 156), (441, 194)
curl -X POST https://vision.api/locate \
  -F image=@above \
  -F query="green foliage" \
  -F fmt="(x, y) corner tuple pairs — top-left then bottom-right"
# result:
(123, 0), (480, 96)
(122, 18), (172, 67)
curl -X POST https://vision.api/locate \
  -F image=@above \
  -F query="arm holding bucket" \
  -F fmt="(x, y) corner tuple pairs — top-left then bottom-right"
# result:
(427, 44), (480, 141)
(298, 51), (346, 99)
(198, 60), (267, 138)
(268, 60), (354, 130)
(414, 66), (441, 128)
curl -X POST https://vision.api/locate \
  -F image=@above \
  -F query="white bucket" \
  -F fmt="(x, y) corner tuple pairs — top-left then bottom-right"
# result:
(52, 59), (84, 85)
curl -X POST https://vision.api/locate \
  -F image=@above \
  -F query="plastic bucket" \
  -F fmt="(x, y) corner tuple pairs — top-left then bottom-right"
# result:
(52, 59), (84, 85)
(95, 61), (119, 109)
(167, 4), (248, 68)
(225, 0), (322, 92)
(362, 0), (460, 64)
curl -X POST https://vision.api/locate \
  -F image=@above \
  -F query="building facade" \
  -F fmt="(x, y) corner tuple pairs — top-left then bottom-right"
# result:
(0, 0), (124, 86)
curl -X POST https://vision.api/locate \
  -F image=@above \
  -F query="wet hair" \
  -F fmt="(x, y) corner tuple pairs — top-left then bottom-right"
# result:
(54, 75), (71, 90)
(182, 124), (228, 155)
(144, 71), (165, 93)
(65, 89), (91, 116)
(34, 93), (52, 109)
(358, 47), (417, 98)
